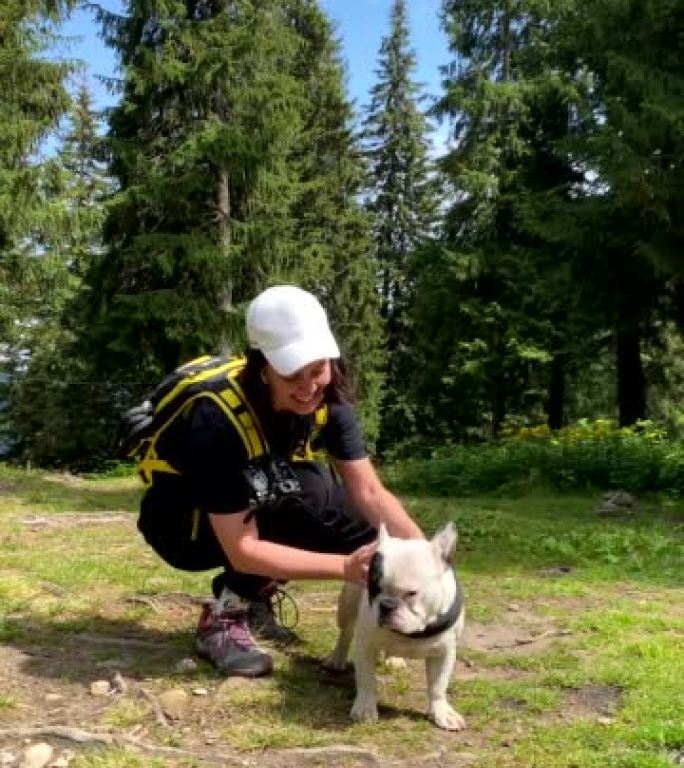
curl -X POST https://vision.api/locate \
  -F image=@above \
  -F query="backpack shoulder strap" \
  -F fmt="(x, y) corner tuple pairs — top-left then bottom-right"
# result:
(128, 356), (269, 485)
(291, 404), (329, 462)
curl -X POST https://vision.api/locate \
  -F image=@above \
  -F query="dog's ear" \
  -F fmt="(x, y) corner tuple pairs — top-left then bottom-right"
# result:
(377, 522), (389, 549)
(431, 522), (457, 565)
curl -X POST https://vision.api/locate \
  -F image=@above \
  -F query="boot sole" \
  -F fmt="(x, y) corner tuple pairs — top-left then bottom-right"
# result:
(196, 649), (274, 677)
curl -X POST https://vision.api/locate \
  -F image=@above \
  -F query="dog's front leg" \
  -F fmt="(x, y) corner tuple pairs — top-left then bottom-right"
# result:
(350, 629), (380, 723)
(425, 641), (466, 731)
(322, 582), (361, 671)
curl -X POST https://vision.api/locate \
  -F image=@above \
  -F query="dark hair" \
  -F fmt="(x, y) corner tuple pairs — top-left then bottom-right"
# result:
(239, 349), (354, 408)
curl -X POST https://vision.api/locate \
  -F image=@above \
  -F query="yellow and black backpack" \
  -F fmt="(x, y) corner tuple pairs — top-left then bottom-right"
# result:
(117, 355), (328, 488)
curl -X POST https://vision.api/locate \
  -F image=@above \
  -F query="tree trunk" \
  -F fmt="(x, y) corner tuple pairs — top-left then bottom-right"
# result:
(491, 379), (506, 437)
(547, 355), (565, 430)
(217, 169), (232, 313)
(616, 326), (646, 426)
(217, 168), (230, 252)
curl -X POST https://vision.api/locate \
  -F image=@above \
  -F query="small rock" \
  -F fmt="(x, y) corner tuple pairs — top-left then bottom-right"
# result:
(383, 656), (407, 670)
(174, 657), (198, 674)
(192, 687), (208, 696)
(595, 490), (640, 517)
(48, 758), (70, 768)
(90, 680), (111, 696)
(1, 752), (16, 766)
(539, 565), (574, 577)
(158, 689), (189, 720)
(45, 693), (62, 703)
(508, 603), (521, 612)
(597, 716), (613, 726)
(95, 658), (124, 669)
(111, 672), (127, 693)
(20, 743), (54, 768)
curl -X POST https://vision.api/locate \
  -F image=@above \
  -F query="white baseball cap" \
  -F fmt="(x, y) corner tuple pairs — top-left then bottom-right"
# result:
(246, 285), (341, 376)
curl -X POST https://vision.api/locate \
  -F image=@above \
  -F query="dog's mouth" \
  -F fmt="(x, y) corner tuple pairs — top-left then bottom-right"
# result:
(376, 586), (464, 639)
(377, 598), (425, 632)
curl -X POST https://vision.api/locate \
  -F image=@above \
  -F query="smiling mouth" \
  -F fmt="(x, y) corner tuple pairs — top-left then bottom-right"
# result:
(293, 392), (322, 405)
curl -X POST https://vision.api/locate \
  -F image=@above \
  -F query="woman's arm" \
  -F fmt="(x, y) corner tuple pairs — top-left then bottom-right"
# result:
(208, 510), (374, 585)
(332, 457), (425, 539)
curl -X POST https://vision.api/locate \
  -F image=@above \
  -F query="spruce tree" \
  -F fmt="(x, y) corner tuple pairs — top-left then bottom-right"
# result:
(284, 0), (383, 442)
(80, 0), (308, 381)
(53, 84), (111, 275)
(70, 0), (383, 461)
(0, 0), (75, 346)
(561, 0), (683, 274)
(11, 84), (114, 468)
(414, 0), (587, 439)
(363, 0), (437, 450)
(0, 0), (75, 456)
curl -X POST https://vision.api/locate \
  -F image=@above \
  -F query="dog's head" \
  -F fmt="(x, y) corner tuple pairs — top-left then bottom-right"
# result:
(368, 522), (460, 636)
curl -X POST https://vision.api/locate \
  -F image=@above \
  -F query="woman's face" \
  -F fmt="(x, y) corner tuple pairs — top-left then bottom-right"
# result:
(264, 359), (332, 415)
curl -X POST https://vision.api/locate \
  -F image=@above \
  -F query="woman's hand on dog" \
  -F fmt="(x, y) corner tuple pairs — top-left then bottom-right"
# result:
(343, 541), (377, 585)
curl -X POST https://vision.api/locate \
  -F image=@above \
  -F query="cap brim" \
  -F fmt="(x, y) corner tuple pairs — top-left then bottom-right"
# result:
(263, 333), (341, 377)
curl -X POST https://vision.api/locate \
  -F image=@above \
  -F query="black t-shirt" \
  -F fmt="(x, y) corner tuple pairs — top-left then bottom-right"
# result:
(168, 396), (367, 515)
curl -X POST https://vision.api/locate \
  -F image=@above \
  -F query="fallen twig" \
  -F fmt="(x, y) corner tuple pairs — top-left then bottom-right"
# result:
(125, 595), (159, 612)
(491, 628), (573, 649)
(0, 725), (383, 766)
(0, 726), (114, 745)
(69, 633), (168, 649)
(127, 591), (206, 607)
(138, 688), (171, 728)
(277, 745), (380, 764)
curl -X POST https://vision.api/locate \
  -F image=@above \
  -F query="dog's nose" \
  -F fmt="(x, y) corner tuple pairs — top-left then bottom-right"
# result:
(378, 596), (398, 620)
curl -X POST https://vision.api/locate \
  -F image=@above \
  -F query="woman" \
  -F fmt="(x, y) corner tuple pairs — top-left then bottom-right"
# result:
(138, 285), (424, 677)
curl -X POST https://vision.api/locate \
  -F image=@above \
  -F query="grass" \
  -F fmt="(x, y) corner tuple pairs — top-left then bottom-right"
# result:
(0, 461), (683, 767)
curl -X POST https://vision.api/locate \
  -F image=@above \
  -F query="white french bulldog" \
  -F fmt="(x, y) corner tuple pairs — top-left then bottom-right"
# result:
(324, 522), (466, 730)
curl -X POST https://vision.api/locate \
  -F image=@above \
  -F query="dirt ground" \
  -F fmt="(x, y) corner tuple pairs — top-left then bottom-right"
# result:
(0, 586), (621, 768)
(0, 506), (631, 767)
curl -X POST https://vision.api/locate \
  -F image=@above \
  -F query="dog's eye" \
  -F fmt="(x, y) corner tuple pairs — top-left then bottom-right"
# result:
(404, 590), (418, 601)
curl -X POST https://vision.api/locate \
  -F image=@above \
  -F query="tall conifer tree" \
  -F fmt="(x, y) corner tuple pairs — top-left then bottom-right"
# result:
(0, 0), (75, 456)
(69, 0), (383, 460)
(409, 0), (592, 440)
(10, 84), (114, 467)
(285, 0), (383, 442)
(363, 0), (436, 448)
(0, 0), (75, 347)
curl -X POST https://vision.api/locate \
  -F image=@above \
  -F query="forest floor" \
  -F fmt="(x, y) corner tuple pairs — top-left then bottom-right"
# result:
(0, 464), (682, 768)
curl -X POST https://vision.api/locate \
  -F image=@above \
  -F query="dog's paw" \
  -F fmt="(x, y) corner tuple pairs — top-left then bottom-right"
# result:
(350, 695), (379, 723)
(429, 701), (466, 731)
(383, 656), (408, 671)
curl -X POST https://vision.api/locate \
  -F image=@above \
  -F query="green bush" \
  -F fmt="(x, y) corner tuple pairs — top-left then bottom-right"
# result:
(384, 419), (684, 496)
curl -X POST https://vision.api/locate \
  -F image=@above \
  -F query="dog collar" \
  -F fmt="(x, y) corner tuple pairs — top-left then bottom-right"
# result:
(402, 582), (463, 639)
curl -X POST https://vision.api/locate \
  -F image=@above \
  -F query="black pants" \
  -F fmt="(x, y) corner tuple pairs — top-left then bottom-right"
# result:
(138, 462), (375, 600)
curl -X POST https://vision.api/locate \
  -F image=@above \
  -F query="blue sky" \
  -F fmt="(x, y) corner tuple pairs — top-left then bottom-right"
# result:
(57, 0), (451, 139)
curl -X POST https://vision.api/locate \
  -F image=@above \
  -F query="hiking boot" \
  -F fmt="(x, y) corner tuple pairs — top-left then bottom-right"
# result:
(247, 588), (299, 645)
(196, 596), (273, 677)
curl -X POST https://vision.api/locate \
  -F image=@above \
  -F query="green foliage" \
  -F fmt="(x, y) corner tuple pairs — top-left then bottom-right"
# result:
(385, 419), (684, 496)
(558, 0), (684, 275)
